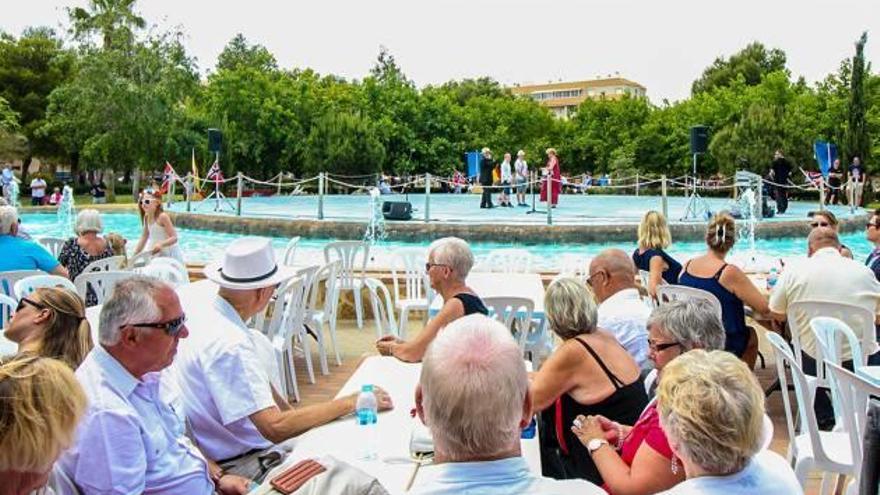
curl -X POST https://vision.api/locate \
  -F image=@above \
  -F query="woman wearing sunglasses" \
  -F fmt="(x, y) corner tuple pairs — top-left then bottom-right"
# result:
(807, 210), (853, 258)
(133, 190), (184, 263)
(2, 287), (92, 369)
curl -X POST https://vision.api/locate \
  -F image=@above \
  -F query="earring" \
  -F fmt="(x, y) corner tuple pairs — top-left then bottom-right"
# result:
(671, 457), (679, 475)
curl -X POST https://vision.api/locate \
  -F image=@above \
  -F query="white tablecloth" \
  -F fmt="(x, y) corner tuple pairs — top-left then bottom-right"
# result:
(429, 272), (545, 318)
(252, 356), (541, 494)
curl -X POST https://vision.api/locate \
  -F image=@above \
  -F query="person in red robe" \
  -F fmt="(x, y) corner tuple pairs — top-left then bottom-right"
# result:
(540, 148), (561, 207)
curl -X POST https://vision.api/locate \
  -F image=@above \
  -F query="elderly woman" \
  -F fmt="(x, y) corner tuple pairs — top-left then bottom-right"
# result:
(531, 278), (647, 484)
(376, 237), (487, 362)
(58, 209), (114, 305)
(0, 356), (87, 495)
(678, 213), (769, 365)
(570, 299), (724, 494)
(632, 210), (681, 298)
(654, 350), (802, 494)
(3, 287), (93, 369)
(808, 209), (853, 258)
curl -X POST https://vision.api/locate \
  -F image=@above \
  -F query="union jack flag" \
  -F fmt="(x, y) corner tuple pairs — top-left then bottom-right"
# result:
(161, 161), (177, 193)
(206, 160), (224, 181)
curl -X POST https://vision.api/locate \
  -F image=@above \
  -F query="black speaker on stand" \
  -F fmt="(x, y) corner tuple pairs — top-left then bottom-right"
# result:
(682, 125), (711, 220)
(208, 128), (222, 154)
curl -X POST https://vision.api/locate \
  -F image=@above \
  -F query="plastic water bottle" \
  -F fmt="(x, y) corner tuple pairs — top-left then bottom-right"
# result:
(355, 384), (379, 460)
(767, 267), (778, 290)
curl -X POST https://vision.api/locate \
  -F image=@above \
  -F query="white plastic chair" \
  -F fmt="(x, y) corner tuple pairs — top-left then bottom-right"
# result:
(136, 257), (189, 287)
(81, 255), (125, 274)
(14, 274), (77, 299)
(127, 251), (152, 269)
(282, 236), (301, 266)
(73, 271), (133, 306)
(324, 241), (369, 329)
(306, 260), (342, 366)
(765, 331), (855, 493)
(483, 248), (533, 273)
(0, 294), (17, 356)
(390, 248), (430, 338)
(656, 284), (723, 319)
(483, 296), (535, 354)
(295, 264), (327, 377)
(0, 270), (43, 299)
(38, 237), (66, 258)
(364, 277), (399, 339)
(268, 276), (309, 401)
(825, 361), (880, 495)
(249, 328), (284, 399)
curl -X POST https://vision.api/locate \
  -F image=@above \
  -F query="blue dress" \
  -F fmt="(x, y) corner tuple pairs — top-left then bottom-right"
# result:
(632, 248), (682, 286)
(678, 262), (748, 357)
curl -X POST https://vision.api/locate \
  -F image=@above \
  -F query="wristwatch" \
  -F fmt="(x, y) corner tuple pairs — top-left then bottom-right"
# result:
(587, 438), (610, 455)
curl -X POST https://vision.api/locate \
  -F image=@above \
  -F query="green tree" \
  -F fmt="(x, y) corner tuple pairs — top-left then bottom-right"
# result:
(216, 33), (277, 72)
(845, 32), (870, 165)
(692, 42), (787, 94)
(0, 96), (19, 131)
(68, 0), (146, 50)
(302, 112), (385, 176)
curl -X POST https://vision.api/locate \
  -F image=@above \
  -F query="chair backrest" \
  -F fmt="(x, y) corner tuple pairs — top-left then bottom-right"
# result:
(323, 241), (368, 288)
(14, 274), (77, 300)
(137, 257), (189, 287)
(0, 294), (17, 356)
(261, 275), (305, 339)
(825, 361), (880, 482)
(483, 296), (535, 352)
(789, 300), (875, 377)
(127, 251), (152, 269)
(282, 236), (301, 266)
(295, 264), (321, 311)
(73, 271), (132, 306)
(277, 275), (310, 344)
(364, 277), (398, 337)
(765, 331), (838, 468)
(38, 237), (66, 258)
(82, 255), (125, 274)
(811, 316), (865, 375)
(310, 260), (340, 315)
(484, 249), (533, 273)
(656, 284), (722, 319)
(391, 248), (429, 305)
(0, 270), (43, 299)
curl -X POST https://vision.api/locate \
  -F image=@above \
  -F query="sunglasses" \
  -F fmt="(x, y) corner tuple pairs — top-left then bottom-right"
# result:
(126, 313), (187, 337)
(425, 262), (449, 272)
(868, 223), (879, 229)
(647, 339), (681, 353)
(809, 221), (830, 228)
(140, 199), (152, 206)
(16, 297), (46, 312)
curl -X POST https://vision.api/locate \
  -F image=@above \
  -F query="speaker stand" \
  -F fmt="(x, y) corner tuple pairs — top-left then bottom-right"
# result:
(198, 181), (235, 213)
(680, 153), (710, 221)
(526, 170), (546, 215)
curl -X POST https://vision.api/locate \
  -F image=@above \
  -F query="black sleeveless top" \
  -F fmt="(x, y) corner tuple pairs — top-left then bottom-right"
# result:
(540, 338), (648, 484)
(678, 262), (748, 357)
(632, 248), (682, 286)
(452, 293), (488, 316)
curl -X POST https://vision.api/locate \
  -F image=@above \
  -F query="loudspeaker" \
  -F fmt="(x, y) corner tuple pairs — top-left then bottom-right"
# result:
(208, 128), (222, 153)
(690, 125), (709, 154)
(382, 201), (412, 221)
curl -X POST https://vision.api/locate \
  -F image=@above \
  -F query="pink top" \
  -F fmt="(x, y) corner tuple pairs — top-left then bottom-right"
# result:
(603, 402), (674, 493)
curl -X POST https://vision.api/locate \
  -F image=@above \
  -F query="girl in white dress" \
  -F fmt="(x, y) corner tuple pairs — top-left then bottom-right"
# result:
(133, 190), (184, 263)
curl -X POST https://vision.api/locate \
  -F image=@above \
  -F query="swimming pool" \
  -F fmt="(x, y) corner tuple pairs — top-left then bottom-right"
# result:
(20, 212), (875, 272)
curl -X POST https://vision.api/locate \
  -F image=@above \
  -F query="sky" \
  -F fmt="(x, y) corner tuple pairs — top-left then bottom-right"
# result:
(2, 0), (879, 102)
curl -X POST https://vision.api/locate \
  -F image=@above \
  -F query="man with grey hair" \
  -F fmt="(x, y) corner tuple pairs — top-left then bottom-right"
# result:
(770, 227), (880, 429)
(589, 249), (651, 368)
(60, 276), (251, 494)
(412, 314), (602, 494)
(0, 205), (67, 275)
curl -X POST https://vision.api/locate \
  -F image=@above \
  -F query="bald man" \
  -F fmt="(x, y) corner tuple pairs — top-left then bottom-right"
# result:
(588, 249), (651, 368)
(770, 227), (880, 429)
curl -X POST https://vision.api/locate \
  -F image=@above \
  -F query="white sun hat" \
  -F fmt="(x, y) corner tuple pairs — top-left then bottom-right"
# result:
(203, 237), (297, 290)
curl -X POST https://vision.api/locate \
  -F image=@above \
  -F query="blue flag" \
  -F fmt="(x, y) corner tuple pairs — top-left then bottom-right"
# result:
(813, 141), (838, 177)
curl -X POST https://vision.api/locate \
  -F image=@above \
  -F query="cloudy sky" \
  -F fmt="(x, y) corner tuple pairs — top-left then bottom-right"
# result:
(3, 0), (878, 102)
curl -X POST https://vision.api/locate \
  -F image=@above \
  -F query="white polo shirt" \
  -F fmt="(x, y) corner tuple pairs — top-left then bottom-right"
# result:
(172, 295), (276, 461)
(769, 247), (880, 360)
(597, 288), (651, 368)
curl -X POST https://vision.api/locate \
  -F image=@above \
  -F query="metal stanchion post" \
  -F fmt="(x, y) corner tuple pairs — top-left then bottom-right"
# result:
(661, 175), (668, 218)
(819, 180), (826, 210)
(318, 172), (325, 220)
(235, 172), (243, 216)
(424, 173), (431, 223)
(546, 177), (553, 226)
(635, 173), (640, 196)
(277, 174), (282, 195)
(168, 179), (176, 208)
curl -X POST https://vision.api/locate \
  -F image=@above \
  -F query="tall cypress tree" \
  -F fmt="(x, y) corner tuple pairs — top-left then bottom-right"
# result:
(845, 32), (869, 166)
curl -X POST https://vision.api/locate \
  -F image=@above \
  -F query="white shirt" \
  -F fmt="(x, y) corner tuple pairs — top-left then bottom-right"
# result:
(597, 288), (651, 368)
(769, 247), (880, 359)
(656, 451), (802, 495)
(172, 295), (276, 461)
(30, 178), (46, 198)
(500, 161), (512, 182)
(60, 346), (214, 495)
(514, 159), (528, 180)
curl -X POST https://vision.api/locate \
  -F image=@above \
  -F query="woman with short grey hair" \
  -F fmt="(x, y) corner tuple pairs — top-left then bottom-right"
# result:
(377, 237), (487, 362)
(58, 209), (114, 306)
(531, 277), (647, 484)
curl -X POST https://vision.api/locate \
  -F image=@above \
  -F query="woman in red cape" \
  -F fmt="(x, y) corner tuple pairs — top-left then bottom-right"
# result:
(540, 148), (561, 207)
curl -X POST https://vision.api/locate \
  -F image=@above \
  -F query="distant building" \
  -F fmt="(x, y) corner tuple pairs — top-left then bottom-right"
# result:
(510, 77), (647, 118)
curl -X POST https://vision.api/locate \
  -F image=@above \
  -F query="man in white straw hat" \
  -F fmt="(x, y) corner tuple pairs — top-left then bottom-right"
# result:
(173, 237), (393, 482)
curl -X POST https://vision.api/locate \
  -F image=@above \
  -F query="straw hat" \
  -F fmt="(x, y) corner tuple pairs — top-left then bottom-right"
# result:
(203, 237), (296, 290)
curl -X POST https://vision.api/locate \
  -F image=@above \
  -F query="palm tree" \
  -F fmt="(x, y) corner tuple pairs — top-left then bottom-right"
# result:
(68, 0), (146, 50)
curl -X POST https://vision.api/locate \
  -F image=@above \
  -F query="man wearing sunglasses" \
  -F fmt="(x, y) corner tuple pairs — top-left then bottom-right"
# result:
(60, 276), (251, 494)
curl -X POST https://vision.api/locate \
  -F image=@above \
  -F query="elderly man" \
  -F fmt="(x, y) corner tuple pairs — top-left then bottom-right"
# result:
(412, 314), (603, 494)
(60, 276), (251, 494)
(588, 249), (651, 368)
(174, 237), (393, 481)
(770, 227), (880, 429)
(0, 205), (67, 276)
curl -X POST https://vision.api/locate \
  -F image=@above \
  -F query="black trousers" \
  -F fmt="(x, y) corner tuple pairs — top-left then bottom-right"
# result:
(480, 187), (493, 207)
(775, 187), (789, 213)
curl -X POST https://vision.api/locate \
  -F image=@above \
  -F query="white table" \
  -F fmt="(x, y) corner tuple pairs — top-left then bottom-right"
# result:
(251, 356), (541, 494)
(429, 272), (546, 318)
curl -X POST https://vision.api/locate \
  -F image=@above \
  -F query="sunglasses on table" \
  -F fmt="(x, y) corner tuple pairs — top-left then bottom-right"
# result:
(16, 297), (46, 312)
(126, 313), (187, 337)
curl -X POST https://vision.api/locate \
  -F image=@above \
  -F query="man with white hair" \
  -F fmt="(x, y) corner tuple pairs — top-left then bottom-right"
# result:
(412, 314), (603, 494)
(174, 237), (393, 481)
(60, 276), (251, 494)
(0, 205), (67, 275)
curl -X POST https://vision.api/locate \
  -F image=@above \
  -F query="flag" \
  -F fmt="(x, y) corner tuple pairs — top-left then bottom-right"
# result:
(206, 159), (224, 182)
(161, 161), (177, 194)
(191, 148), (201, 193)
(813, 141), (838, 177)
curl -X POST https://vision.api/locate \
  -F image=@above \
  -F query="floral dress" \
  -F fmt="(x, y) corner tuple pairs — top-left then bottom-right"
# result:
(58, 238), (114, 306)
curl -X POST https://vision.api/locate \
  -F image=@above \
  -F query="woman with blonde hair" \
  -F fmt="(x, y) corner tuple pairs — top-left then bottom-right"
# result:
(0, 356), (87, 495)
(678, 213), (768, 365)
(633, 210), (681, 298)
(133, 190), (183, 263)
(807, 209), (853, 258)
(531, 277), (647, 483)
(653, 350), (801, 493)
(3, 287), (92, 369)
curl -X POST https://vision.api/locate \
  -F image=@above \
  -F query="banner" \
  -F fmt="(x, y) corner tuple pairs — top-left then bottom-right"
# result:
(813, 141), (838, 177)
